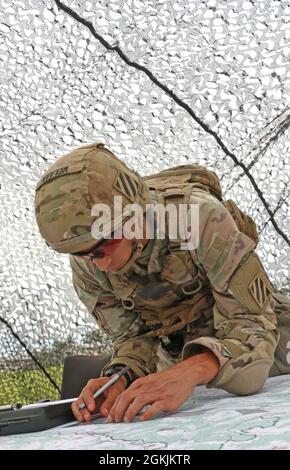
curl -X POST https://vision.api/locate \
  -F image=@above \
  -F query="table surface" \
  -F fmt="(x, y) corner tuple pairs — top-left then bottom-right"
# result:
(1, 375), (290, 450)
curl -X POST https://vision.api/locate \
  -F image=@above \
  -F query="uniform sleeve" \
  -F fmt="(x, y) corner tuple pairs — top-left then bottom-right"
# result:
(69, 255), (160, 378)
(182, 190), (279, 395)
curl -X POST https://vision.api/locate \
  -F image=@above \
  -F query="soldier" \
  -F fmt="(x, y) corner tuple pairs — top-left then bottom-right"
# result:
(35, 142), (290, 424)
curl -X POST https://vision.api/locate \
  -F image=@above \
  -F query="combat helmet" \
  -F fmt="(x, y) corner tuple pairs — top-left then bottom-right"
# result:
(35, 142), (151, 265)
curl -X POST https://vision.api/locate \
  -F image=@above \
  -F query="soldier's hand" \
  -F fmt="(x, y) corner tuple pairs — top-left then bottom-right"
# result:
(71, 375), (127, 422)
(107, 352), (219, 422)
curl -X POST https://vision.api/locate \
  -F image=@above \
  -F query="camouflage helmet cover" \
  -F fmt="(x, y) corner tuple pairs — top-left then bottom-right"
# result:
(35, 142), (150, 254)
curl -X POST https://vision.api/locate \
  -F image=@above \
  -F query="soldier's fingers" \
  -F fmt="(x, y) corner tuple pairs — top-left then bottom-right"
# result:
(72, 388), (96, 418)
(71, 400), (84, 421)
(72, 395), (102, 422)
(71, 378), (110, 421)
(82, 379), (108, 411)
(122, 395), (154, 422)
(76, 388), (94, 412)
(138, 401), (163, 422)
(71, 397), (92, 422)
(83, 409), (93, 422)
(109, 390), (137, 423)
(106, 393), (123, 422)
(100, 383), (124, 417)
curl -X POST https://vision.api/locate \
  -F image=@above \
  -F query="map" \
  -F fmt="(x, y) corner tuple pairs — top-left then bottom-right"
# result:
(1, 375), (290, 450)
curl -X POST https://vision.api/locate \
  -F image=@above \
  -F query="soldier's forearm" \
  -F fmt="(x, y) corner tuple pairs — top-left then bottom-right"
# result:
(177, 351), (220, 386)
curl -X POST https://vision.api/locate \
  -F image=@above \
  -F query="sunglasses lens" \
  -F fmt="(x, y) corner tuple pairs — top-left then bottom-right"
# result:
(76, 238), (124, 260)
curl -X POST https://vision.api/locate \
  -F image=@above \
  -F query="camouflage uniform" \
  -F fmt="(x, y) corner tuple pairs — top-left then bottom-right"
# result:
(35, 143), (290, 396)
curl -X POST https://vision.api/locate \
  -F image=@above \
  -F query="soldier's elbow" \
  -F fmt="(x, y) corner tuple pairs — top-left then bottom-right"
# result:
(218, 359), (272, 395)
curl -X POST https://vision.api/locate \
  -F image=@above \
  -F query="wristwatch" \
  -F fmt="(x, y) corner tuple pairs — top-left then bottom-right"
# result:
(104, 365), (134, 388)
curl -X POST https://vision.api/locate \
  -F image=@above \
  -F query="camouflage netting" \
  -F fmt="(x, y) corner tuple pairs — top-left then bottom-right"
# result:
(0, 0), (289, 404)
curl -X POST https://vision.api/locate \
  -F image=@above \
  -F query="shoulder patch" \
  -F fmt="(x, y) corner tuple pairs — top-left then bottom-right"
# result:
(228, 253), (273, 314)
(113, 170), (140, 202)
(249, 272), (272, 308)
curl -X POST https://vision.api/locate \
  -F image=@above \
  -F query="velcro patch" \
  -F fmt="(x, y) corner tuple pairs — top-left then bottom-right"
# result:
(203, 236), (229, 272)
(113, 170), (140, 202)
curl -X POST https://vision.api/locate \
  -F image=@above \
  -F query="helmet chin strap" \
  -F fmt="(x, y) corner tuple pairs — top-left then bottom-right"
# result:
(113, 240), (145, 275)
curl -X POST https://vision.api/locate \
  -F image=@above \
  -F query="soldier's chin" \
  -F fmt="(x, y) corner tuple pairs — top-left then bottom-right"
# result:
(106, 265), (121, 272)
(106, 259), (129, 272)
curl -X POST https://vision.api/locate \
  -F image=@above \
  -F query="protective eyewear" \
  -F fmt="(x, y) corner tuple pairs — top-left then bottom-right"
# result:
(72, 237), (125, 261)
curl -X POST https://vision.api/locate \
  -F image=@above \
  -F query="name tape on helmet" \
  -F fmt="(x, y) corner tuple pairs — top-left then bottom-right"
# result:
(35, 164), (84, 191)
